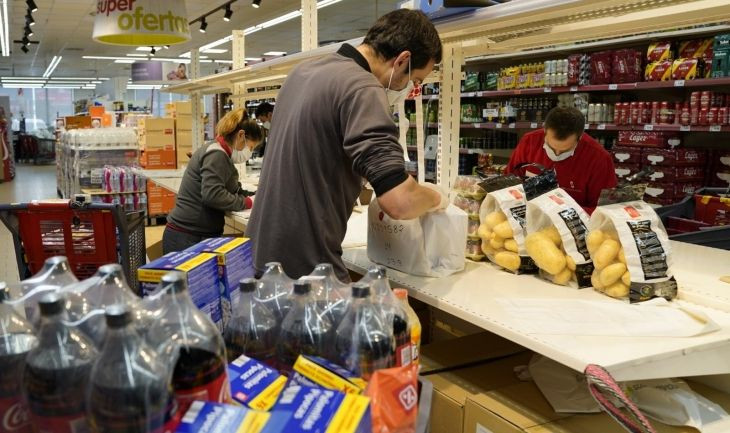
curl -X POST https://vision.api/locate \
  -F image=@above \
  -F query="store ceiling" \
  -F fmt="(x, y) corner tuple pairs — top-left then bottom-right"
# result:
(1, 0), (398, 79)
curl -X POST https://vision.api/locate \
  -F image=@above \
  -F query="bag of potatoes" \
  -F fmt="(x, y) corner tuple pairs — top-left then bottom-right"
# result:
(523, 170), (594, 287)
(478, 175), (538, 274)
(588, 201), (678, 302)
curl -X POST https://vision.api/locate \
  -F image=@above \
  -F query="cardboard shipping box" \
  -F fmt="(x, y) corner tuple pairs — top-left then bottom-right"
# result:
(146, 179), (176, 215)
(139, 117), (176, 149)
(429, 352), (533, 433)
(64, 115), (92, 130)
(420, 332), (526, 375)
(175, 114), (193, 132)
(141, 149), (176, 170)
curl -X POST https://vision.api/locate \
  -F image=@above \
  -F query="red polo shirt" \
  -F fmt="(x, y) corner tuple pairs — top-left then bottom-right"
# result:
(506, 129), (617, 214)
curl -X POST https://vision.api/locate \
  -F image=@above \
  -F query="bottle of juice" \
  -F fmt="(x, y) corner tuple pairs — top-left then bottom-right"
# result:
(393, 289), (422, 366)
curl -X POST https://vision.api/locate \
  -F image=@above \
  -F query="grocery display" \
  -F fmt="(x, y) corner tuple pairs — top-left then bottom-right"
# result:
(452, 175), (487, 261)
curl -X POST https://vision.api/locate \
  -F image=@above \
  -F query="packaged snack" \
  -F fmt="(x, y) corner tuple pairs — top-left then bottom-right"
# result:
(365, 365), (420, 433)
(645, 182), (703, 201)
(524, 170), (593, 287)
(671, 58), (705, 80)
(174, 401), (285, 433)
(478, 175), (537, 274)
(453, 175), (486, 200)
(645, 60), (673, 81)
(467, 218), (481, 238)
(465, 238), (485, 261)
(679, 38), (714, 59)
(453, 195), (482, 219)
(647, 41), (673, 62)
(588, 198), (678, 302)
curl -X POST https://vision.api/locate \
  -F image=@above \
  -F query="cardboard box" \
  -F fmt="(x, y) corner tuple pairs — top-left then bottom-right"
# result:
(175, 114), (193, 132)
(64, 115), (92, 130)
(645, 181), (703, 201)
(429, 352), (533, 433)
(139, 117), (176, 149)
(174, 101), (192, 115)
(137, 251), (223, 327)
(431, 307), (486, 342)
(146, 179), (177, 216)
(420, 332), (526, 375)
(614, 163), (642, 180)
(141, 149), (176, 169)
(617, 131), (681, 148)
(643, 148), (707, 167)
(175, 401), (290, 432)
(185, 237), (255, 327)
(647, 165), (705, 182)
(228, 354), (287, 411)
(611, 145), (643, 165)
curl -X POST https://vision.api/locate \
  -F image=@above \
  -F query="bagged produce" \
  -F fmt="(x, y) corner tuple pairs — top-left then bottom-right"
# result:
(478, 175), (537, 274)
(524, 170), (594, 287)
(588, 188), (677, 302)
(367, 199), (467, 278)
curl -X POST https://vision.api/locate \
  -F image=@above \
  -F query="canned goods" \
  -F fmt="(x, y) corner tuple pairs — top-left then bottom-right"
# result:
(673, 102), (682, 124)
(680, 107), (691, 126)
(588, 104), (597, 123)
(613, 103), (621, 124)
(709, 107), (719, 125)
(690, 91), (700, 109)
(699, 108), (709, 126)
(607, 105), (615, 124)
(650, 102), (660, 124)
(691, 109), (699, 125)
(630, 102), (641, 125)
(701, 91), (712, 109)
(659, 102), (670, 124)
(641, 102), (652, 125)
(720, 107), (729, 125)
(560, 73), (568, 87)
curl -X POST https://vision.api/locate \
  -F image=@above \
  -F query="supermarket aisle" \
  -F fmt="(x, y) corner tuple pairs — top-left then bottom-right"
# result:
(0, 164), (58, 285)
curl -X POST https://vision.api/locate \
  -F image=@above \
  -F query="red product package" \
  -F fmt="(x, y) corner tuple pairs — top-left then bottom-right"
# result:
(711, 150), (730, 171)
(365, 364), (420, 433)
(679, 39), (713, 59)
(647, 41), (673, 62)
(643, 148), (708, 167)
(708, 170), (730, 187)
(647, 165), (705, 182)
(590, 51), (613, 84)
(612, 49), (643, 83)
(645, 60), (673, 81)
(694, 193), (730, 226)
(645, 182), (703, 201)
(614, 163), (642, 180)
(617, 131), (681, 148)
(567, 54), (582, 85)
(671, 58), (705, 80)
(611, 145), (643, 165)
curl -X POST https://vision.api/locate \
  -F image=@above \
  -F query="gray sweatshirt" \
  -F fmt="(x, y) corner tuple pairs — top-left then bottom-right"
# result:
(246, 44), (408, 281)
(167, 141), (245, 236)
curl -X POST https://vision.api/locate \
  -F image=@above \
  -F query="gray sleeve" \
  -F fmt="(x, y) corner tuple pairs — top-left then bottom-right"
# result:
(200, 151), (245, 211)
(339, 85), (408, 195)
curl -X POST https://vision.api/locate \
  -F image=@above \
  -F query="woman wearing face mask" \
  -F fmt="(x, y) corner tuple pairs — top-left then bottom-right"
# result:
(254, 102), (274, 157)
(162, 109), (263, 254)
(505, 107), (617, 214)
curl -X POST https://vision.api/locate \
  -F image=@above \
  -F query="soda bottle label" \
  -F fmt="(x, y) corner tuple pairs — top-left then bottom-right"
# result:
(174, 370), (231, 408)
(0, 399), (32, 433)
(395, 343), (412, 367)
(31, 414), (89, 433)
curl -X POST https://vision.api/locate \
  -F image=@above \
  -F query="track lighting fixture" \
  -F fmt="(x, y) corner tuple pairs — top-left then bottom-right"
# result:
(199, 17), (207, 33)
(252, 0), (262, 8)
(26, 0), (38, 13)
(223, 4), (233, 21)
(26, 11), (35, 27)
(21, 45), (29, 53)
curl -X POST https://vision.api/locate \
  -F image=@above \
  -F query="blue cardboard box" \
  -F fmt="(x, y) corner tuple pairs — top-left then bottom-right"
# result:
(229, 354), (287, 411)
(290, 356), (367, 394)
(138, 251), (222, 327)
(185, 237), (254, 327)
(175, 401), (290, 433)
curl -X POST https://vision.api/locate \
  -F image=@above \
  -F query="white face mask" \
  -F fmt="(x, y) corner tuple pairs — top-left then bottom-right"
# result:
(386, 58), (414, 107)
(262, 121), (271, 130)
(232, 144), (253, 163)
(543, 140), (576, 162)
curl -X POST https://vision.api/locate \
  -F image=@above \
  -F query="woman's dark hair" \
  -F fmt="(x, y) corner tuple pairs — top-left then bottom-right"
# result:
(363, 9), (442, 70)
(255, 102), (274, 118)
(544, 107), (586, 140)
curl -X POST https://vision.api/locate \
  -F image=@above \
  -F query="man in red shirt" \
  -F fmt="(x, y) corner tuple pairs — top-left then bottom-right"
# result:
(506, 107), (617, 213)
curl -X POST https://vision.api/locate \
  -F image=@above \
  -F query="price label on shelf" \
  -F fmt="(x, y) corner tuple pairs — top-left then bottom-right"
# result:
(570, 86), (579, 92)
(680, 125), (691, 132)
(608, 84), (618, 90)
(544, 87), (552, 93)
(476, 91), (483, 97)
(710, 125), (722, 132)
(530, 122), (538, 129)
(644, 124), (654, 131)
(584, 123), (590, 130)
(597, 124), (606, 130)
(474, 123), (481, 128)
(495, 123), (502, 129)
(674, 80), (685, 87)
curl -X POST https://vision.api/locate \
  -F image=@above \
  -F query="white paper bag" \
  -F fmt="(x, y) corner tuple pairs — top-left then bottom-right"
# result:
(367, 200), (467, 277)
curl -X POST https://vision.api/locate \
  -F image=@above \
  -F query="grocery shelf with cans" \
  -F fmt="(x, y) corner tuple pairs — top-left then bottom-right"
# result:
(459, 121), (730, 132)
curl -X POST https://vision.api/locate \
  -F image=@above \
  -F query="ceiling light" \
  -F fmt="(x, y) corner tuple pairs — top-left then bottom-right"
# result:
(84, 56), (140, 61)
(202, 48), (228, 54)
(136, 46), (162, 52)
(114, 59), (136, 64)
(164, 45), (170, 49)
(244, 57), (261, 61)
(199, 35), (232, 52)
(26, 11), (34, 26)
(316, 0), (344, 8)
(26, 0), (37, 13)
(252, 0), (261, 8)
(43, 56), (62, 78)
(150, 46), (156, 55)
(264, 51), (287, 56)
(216, 60), (234, 64)
(2, 0), (8, 56)
(21, 35), (29, 45)
(44, 85), (81, 89)
(199, 18), (207, 33)
(127, 53), (149, 57)
(24, 24), (33, 37)
(223, 4), (233, 21)
(3, 83), (42, 88)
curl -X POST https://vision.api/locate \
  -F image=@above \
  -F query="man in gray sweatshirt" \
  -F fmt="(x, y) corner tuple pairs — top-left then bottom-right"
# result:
(247, 10), (448, 281)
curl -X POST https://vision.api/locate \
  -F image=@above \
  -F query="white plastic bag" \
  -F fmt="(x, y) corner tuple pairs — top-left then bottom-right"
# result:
(588, 201), (677, 302)
(367, 200), (467, 277)
(527, 354), (601, 414)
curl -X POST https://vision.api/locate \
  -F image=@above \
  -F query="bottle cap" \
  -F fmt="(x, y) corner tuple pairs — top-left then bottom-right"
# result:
(38, 293), (64, 316)
(239, 278), (257, 293)
(293, 281), (311, 295)
(315, 263), (333, 272)
(265, 262), (282, 268)
(97, 264), (124, 278)
(161, 271), (187, 293)
(105, 304), (132, 328)
(45, 256), (69, 266)
(351, 283), (370, 299)
(0, 283), (9, 302)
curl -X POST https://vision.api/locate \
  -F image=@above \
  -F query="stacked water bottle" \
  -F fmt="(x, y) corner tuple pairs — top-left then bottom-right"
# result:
(96, 165), (148, 214)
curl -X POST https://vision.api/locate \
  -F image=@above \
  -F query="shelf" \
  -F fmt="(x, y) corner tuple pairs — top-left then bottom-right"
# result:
(342, 241), (730, 382)
(463, 77), (730, 99)
(406, 145), (511, 156)
(461, 121), (730, 133)
(408, 123), (439, 129)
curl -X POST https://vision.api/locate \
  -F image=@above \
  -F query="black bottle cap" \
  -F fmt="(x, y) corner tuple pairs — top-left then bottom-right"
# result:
(161, 271), (187, 293)
(315, 263), (333, 271)
(0, 283), (9, 302)
(105, 304), (132, 328)
(293, 281), (311, 295)
(38, 293), (64, 316)
(239, 278), (257, 293)
(97, 264), (123, 278)
(351, 283), (370, 299)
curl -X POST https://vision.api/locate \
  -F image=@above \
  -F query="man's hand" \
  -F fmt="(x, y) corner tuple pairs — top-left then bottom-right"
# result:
(377, 176), (445, 220)
(420, 182), (449, 212)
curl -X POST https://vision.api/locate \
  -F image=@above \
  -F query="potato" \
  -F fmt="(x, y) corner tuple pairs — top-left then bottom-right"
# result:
(526, 232), (566, 275)
(591, 270), (604, 290)
(493, 221), (514, 239)
(566, 255), (576, 271)
(552, 267), (573, 285)
(593, 239), (620, 270)
(481, 240), (495, 255)
(618, 249), (626, 264)
(600, 262), (627, 287)
(604, 281), (630, 298)
(477, 224), (492, 241)
(504, 239), (519, 253)
(542, 226), (562, 246)
(621, 270), (631, 286)
(485, 211), (506, 229)
(490, 236), (504, 250)
(495, 251), (521, 272)
(586, 230), (604, 255)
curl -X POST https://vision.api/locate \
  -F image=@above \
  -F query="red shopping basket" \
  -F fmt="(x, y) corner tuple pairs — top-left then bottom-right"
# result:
(0, 200), (146, 290)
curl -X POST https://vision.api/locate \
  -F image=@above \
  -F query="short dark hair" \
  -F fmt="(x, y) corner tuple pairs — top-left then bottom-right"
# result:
(363, 9), (442, 70)
(544, 107), (585, 140)
(255, 102), (274, 118)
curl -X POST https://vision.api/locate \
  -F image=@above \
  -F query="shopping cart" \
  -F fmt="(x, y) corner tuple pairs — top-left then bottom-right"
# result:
(0, 200), (146, 290)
